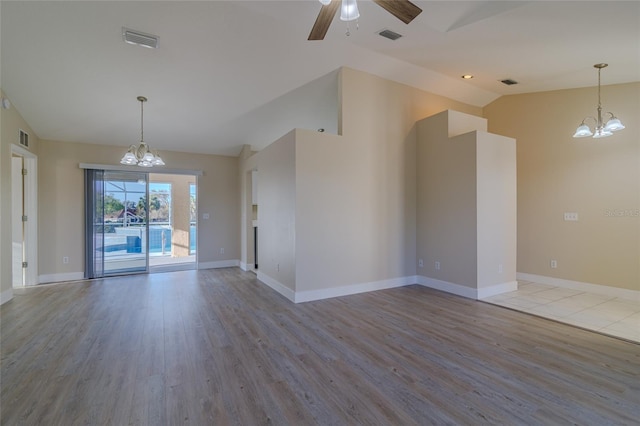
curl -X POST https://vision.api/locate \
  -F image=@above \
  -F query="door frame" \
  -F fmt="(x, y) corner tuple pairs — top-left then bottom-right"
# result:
(11, 144), (38, 286)
(81, 164), (203, 277)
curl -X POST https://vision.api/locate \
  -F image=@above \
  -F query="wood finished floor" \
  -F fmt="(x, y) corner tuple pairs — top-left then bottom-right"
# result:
(1, 268), (639, 425)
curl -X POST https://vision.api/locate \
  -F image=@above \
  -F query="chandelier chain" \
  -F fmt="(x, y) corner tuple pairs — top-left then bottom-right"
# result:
(597, 66), (601, 109)
(141, 98), (144, 142)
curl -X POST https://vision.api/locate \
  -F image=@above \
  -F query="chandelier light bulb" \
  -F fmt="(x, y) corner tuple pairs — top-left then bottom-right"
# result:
(572, 123), (593, 138)
(593, 128), (613, 138)
(604, 117), (625, 132)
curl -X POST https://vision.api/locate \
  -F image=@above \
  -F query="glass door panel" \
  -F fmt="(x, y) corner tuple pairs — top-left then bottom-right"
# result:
(102, 171), (148, 275)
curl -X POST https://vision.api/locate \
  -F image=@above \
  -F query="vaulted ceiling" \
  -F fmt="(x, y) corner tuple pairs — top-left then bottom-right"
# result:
(2, 1), (638, 156)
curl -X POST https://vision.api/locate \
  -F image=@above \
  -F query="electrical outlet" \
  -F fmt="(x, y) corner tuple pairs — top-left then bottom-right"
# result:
(498, 264), (503, 273)
(203, 213), (210, 220)
(435, 261), (440, 270)
(62, 256), (69, 264)
(550, 260), (557, 269)
(220, 248), (225, 254)
(564, 212), (578, 221)
(418, 259), (424, 268)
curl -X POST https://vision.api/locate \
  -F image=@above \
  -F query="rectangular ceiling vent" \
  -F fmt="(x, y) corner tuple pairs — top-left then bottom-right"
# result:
(378, 29), (402, 41)
(500, 78), (518, 86)
(122, 27), (159, 49)
(19, 129), (29, 148)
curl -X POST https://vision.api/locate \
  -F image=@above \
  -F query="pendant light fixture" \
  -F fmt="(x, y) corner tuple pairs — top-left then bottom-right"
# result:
(340, 0), (359, 36)
(340, 0), (360, 22)
(120, 96), (165, 167)
(573, 64), (625, 139)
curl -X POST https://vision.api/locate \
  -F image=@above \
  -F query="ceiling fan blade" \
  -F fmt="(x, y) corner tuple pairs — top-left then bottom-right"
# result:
(373, 0), (422, 24)
(308, 0), (340, 40)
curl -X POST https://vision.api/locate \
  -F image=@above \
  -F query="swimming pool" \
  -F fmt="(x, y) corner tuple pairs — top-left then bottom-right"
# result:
(149, 224), (196, 254)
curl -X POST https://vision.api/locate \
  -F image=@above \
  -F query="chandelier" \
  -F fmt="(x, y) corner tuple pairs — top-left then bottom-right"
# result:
(120, 96), (165, 167)
(573, 64), (625, 139)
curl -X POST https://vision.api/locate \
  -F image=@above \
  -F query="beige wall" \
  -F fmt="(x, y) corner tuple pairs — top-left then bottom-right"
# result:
(37, 139), (239, 279)
(0, 91), (39, 301)
(255, 131), (297, 290)
(239, 68), (483, 298)
(294, 128), (377, 291)
(416, 110), (516, 294)
(338, 67), (482, 283)
(484, 82), (640, 291)
(416, 112), (478, 288)
(294, 68), (481, 291)
(476, 131), (517, 289)
(239, 144), (257, 270)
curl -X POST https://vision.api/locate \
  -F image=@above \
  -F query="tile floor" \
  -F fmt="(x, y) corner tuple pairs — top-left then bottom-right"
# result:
(482, 281), (640, 343)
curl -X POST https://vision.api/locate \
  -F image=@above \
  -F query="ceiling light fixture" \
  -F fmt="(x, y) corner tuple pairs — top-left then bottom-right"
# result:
(340, 0), (360, 22)
(320, 0), (359, 36)
(461, 74), (474, 79)
(573, 63), (625, 139)
(120, 96), (165, 167)
(309, 0), (420, 41)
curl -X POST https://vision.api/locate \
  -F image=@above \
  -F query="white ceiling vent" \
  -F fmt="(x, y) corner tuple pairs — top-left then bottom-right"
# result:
(122, 28), (158, 49)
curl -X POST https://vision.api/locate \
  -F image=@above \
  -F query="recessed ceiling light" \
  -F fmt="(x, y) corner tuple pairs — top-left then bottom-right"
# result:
(461, 74), (474, 79)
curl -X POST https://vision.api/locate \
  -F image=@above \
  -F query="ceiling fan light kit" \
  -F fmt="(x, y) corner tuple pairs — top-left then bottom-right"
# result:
(309, 0), (422, 40)
(340, 0), (360, 22)
(573, 63), (625, 139)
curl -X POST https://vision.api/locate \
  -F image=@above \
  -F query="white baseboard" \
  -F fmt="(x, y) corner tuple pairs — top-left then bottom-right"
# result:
(257, 271), (295, 302)
(294, 276), (416, 303)
(37, 261), (239, 282)
(416, 276), (477, 299)
(517, 273), (640, 301)
(198, 259), (240, 270)
(0, 288), (14, 305)
(478, 281), (518, 299)
(150, 263), (196, 273)
(39, 272), (85, 284)
(239, 261), (256, 272)
(257, 274), (517, 304)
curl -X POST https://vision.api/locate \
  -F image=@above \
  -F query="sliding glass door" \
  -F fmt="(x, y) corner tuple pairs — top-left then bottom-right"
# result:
(86, 170), (149, 278)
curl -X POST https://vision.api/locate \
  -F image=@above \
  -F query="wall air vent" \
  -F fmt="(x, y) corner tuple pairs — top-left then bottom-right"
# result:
(378, 29), (402, 41)
(500, 78), (518, 86)
(122, 27), (159, 49)
(19, 129), (29, 148)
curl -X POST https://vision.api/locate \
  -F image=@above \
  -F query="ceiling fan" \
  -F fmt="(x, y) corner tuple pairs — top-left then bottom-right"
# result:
(309, 0), (423, 40)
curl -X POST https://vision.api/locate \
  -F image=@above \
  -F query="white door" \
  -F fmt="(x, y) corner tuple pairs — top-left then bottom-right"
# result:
(11, 156), (24, 287)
